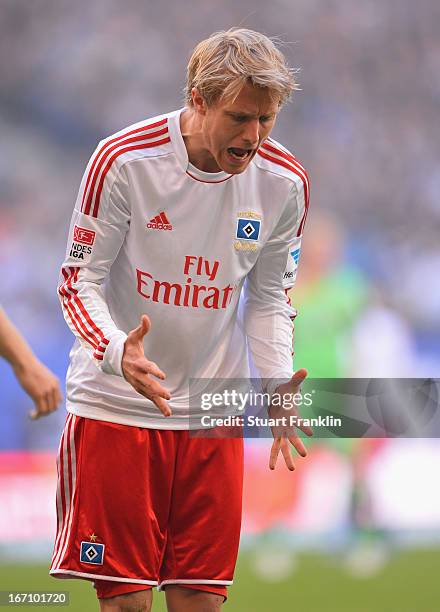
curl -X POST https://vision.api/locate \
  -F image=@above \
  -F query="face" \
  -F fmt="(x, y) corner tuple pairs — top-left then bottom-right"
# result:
(194, 82), (280, 174)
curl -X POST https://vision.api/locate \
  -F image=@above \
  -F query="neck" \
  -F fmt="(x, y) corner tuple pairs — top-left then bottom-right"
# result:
(180, 107), (221, 173)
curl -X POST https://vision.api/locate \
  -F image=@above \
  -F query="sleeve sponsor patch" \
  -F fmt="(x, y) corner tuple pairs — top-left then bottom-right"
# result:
(69, 225), (96, 261)
(291, 247), (301, 265)
(73, 225), (96, 245)
(283, 246), (301, 288)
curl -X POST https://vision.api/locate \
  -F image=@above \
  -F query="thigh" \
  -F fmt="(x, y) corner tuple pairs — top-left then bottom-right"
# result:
(98, 587), (153, 611)
(50, 414), (175, 586)
(165, 585), (224, 611)
(159, 430), (244, 590)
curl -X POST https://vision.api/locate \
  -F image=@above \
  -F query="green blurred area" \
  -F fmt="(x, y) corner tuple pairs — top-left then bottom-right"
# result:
(1, 550), (440, 611)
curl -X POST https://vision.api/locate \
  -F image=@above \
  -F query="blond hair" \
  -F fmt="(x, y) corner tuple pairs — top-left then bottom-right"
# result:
(185, 28), (298, 108)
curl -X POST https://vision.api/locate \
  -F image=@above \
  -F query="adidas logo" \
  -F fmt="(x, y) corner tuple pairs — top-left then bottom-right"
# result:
(146, 212), (173, 231)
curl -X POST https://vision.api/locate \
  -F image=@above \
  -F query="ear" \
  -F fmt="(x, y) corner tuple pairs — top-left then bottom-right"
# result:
(191, 88), (208, 115)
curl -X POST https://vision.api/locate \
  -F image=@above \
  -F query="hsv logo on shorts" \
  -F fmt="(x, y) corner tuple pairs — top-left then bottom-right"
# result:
(73, 225), (96, 246)
(147, 212), (173, 230)
(236, 218), (261, 241)
(80, 541), (105, 565)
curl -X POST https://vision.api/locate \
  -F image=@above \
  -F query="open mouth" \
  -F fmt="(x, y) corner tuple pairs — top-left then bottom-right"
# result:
(227, 147), (252, 161)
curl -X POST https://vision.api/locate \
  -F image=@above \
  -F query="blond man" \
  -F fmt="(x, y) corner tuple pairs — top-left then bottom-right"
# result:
(50, 28), (311, 611)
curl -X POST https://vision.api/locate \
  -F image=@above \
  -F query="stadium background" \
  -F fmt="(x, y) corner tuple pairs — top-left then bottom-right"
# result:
(1, 0), (440, 610)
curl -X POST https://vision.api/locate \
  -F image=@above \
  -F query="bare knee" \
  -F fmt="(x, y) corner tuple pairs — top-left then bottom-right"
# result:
(99, 589), (152, 612)
(165, 586), (224, 612)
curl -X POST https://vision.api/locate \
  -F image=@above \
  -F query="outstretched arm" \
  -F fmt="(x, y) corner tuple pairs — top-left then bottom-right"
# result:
(243, 178), (312, 469)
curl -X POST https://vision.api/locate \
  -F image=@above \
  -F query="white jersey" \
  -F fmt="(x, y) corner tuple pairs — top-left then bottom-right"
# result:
(59, 109), (309, 429)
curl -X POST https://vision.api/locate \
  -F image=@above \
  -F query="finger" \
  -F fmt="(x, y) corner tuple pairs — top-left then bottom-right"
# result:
(127, 314), (151, 343)
(48, 386), (61, 412)
(55, 385), (64, 406)
(29, 396), (47, 420)
(269, 438), (281, 470)
(291, 368), (308, 386)
(288, 435), (307, 457)
(151, 395), (172, 417)
(136, 378), (171, 401)
(42, 387), (56, 412)
(297, 421), (313, 437)
(129, 364), (170, 397)
(40, 392), (53, 414)
(146, 360), (166, 380)
(281, 439), (295, 471)
(135, 314), (151, 339)
(144, 379), (171, 400)
(291, 412), (313, 437)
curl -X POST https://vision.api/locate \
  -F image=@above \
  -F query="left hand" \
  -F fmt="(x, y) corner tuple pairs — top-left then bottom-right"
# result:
(269, 368), (313, 470)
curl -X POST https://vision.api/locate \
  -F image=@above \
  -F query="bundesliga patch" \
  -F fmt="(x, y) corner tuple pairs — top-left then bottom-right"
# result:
(80, 541), (105, 565)
(70, 243), (92, 260)
(236, 218), (261, 241)
(73, 225), (95, 245)
(70, 225), (95, 261)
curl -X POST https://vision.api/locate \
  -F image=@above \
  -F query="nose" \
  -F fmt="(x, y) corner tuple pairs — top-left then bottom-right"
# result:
(241, 119), (260, 148)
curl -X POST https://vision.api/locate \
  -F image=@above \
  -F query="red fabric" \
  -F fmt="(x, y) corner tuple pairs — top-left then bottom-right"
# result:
(162, 583), (227, 600)
(58, 267), (110, 360)
(94, 580), (226, 601)
(51, 416), (243, 594)
(94, 581), (152, 599)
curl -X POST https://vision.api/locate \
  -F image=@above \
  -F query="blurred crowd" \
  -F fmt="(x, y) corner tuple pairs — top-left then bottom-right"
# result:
(0, 0), (439, 449)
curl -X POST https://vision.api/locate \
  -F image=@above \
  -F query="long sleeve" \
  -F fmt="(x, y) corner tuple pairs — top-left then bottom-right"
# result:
(243, 179), (308, 395)
(58, 143), (130, 377)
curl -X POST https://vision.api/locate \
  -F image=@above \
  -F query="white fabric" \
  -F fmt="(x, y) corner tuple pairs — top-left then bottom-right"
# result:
(59, 109), (307, 429)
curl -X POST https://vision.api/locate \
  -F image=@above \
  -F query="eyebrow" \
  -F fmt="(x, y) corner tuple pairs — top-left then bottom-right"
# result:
(225, 111), (275, 119)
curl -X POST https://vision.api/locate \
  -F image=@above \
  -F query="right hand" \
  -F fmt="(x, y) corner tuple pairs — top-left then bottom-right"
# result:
(122, 315), (171, 417)
(14, 359), (63, 420)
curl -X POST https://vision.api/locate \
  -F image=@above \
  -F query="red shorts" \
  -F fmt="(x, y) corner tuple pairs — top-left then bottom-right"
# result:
(50, 414), (243, 600)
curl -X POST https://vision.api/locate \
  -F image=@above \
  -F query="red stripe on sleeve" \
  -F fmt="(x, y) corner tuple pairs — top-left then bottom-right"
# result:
(63, 267), (103, 347)
(59, 267), (110, 361)
(70, 268), (109, 346)
(59, 269), (100, 350)
(266, 144), (309, 236)
(263, 142), (309, 182)
(257, 148), (309, 237)
(83, 125), (169, 217)
(91, 136), (171, 218)
(81, 118), (167, 214)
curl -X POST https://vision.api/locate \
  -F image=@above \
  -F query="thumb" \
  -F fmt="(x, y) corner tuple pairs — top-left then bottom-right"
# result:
(291, 368), (308, 386)
(131, 314), (151, 341)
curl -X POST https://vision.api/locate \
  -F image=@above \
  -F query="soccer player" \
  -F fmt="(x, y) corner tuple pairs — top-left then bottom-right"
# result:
(0, 306), (62, 419)
(50, 28), (311, 611)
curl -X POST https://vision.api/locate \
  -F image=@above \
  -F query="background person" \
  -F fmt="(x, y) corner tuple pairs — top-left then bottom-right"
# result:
(0, 306), (62, 419)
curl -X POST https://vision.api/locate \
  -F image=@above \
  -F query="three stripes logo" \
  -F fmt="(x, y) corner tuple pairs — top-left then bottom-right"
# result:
(147, 211), (173, 231)
(291, 248), (301, 265)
